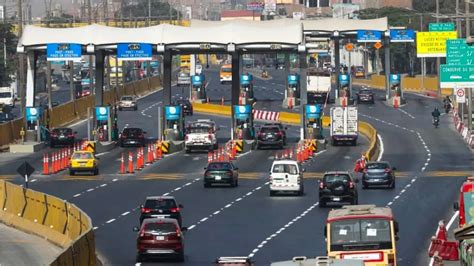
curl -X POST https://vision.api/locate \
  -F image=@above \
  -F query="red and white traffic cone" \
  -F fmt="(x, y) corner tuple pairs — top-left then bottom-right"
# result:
(221, 97), (224, 106)
(120, 153), (125, 174)
(43, 153), (49, 175)
(435, 220), (447, 241)
(128, 152), (134, 174)
(208, 151), (213, 163)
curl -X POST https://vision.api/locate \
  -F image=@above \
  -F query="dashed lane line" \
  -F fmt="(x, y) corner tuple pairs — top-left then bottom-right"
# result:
(69, 179), (118, 200)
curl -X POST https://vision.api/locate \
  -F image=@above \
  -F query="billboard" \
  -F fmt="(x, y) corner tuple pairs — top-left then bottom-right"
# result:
(416, 31), (457, 58)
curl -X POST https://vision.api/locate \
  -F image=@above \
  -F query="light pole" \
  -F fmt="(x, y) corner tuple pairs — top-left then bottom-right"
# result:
(436, 0), (441, 97)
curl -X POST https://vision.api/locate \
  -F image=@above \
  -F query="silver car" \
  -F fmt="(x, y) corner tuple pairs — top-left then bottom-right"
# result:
(177, 72), (191, 86)
(118, 95), (137, 111)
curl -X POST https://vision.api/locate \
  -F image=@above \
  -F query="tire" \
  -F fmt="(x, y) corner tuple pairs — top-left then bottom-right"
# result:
(69, 170), (75, 176)
(120, 142), (124, 148)
(270, 190), (276, 197)
(298, 187), (304, 196)
(50, 143), (55, 148)
(134, 106), (138, 111)
(177, 252), (185, 262)
(256, 144), (261, 150)
(204, 182), (210, 188)
(390, 180), (396, 189)
(185, 148), (190, 153)
(94, 168), (99, 176)
(214, 143), (218, 150)
(119, 107), (122, 111)
(352, 197), (358, 205)
(319, 199), (326, 208)
(362, 183), (368, 189)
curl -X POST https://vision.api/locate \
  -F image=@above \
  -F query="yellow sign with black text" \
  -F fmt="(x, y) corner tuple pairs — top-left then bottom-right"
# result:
(416, 31), (457, 58)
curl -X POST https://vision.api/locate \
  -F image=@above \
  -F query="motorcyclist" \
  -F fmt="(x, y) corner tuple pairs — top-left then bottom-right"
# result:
(432, 107), (441, 124)
(443, 96), (452, 113)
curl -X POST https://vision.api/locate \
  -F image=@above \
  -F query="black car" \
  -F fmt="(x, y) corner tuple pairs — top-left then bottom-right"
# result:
(263, 123), (287, 145)
(362, 161), (396, 189)
(176, 99), (193, 116)
(356, 89), (375, 104)
(204, 162), (239, 188)
(0, 112), (14, 124)
(319, 171), (358, 207)
(50, 128), (76, 147)
(139, 196), (183, 227)
(120, 127), (146, 147)
(256, 125), (285, 149)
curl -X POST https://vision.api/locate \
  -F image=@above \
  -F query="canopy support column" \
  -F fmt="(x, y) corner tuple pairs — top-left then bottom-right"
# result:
(25, 50), (37, 108)
(333, 35), (341, 100)
(384, 34), (391, 101)
(94, 50), (105, 106)
(163, 51), (172, 106)
(231, 52), (240, 139)
(299, 52), (307, 141)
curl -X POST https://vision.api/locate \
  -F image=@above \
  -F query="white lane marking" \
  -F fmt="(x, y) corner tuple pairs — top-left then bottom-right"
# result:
(429, 211), (459, 266)
(121, 211), (130, 216)
(248, 201), (319, 258)
(73, 193), (81, 198)
(186, 182), (270, 231)
(100, 184), (107, 187)
(95, 151), (110, 157)
(399, 108), (416, 119)
(93, 226), (99, 230)
(376, 134), (384, 162)
(105, 218), (115, 224)
(30, 179), (37, 183)
(86, 188), (94, 192)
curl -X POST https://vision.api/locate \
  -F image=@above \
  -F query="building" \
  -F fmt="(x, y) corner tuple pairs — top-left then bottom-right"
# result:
(330, 0), (412, 9)
(221, 10), (261, 21)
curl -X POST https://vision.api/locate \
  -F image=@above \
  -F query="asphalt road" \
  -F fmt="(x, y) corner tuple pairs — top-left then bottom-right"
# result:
(0, 67), (471, 265)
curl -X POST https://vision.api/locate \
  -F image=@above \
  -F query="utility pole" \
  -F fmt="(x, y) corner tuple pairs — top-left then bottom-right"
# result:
(436, 0), (441, 97)
(457, 0), (461, 37)
(88, 0), (93, 94)
(104, 0), (108, 26)
(467, 0), (472, 131)
(18, 0), (25, 117)
(148, 0), (151, 26)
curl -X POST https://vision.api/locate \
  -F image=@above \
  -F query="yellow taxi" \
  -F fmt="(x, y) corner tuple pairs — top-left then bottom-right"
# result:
(69, 151), (99, 176)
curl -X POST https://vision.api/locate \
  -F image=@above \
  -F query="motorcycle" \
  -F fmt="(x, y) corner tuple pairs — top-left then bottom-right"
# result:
(433, 117), (440, 128)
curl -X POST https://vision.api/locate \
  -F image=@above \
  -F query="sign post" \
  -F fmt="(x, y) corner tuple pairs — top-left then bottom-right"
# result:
(456, 87), (466, 103)
(17, 162), (35, 189)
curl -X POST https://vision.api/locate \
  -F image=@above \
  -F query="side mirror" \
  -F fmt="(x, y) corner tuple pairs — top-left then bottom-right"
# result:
(234, 167), (239, 170)
(74, 131), (78, 134)
(140, 204), (144, 208)
(179, 204), (184, 209)
(133, 226), (140, 232)
(181, 226), (188, 232)
(454, 202), (460, 211)
(395, 235), (400, 241)
(285, 127), (288, 130)
(302, 168), (306, 172)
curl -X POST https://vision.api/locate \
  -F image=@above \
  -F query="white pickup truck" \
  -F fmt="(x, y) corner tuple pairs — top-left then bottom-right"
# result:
(185, 119), (218, 153)
(0, 87), (15, 107)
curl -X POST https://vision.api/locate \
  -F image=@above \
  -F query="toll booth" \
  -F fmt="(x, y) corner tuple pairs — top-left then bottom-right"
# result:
(25, 106), (44, 142)
(287, 73), (300, 98)
(191, 74), (206, 101)
(94, 106), (115, 142)
(233, 105), (254, 140)
(337, 74), (351, 106)
(164, 105), (184, 141)
(389, 74), (402, 98)
(304, 104), (323, 139)
(240, 73), (254, 100)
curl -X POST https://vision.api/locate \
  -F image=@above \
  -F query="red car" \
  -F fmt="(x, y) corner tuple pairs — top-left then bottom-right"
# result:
(134, 218), (186, 262)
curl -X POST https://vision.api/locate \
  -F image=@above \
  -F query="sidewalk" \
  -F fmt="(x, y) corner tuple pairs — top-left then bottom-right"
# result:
(0, 222), (61, 265)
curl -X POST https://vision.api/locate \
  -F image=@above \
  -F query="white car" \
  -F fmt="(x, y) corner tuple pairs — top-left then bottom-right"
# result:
(185, 120), (218, 153)
(0, 87), (15, 107)
(269, 160), (304, 196)
(118, 95), (137, 111)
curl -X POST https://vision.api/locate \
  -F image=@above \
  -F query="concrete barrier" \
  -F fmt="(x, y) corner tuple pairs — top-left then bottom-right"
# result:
(0, 180), (97, 265)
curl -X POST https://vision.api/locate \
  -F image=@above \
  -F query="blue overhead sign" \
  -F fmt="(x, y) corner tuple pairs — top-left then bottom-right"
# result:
(305, 105), (321, 119)
(390, 29), (415, 43)
(288, 74), (299, 85)
(357, 30), (382, 43)
(26, 107), (42, 121)
(117, 43), (152, 61)
(46, 43), (82, 61)
(240, 74), (253, 85)
(95, 106), (110, 121)
(339, 74), (350, 87)
(234, 105), (251, 120)
(165, 106), (181, 120)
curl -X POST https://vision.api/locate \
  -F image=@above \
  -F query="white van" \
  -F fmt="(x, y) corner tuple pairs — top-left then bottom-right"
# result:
(0, 87), (15, 107)
(269, 159), (304, 196)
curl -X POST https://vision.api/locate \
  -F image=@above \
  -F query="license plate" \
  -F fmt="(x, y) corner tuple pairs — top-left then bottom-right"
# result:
(151, 215), (168, 218)
(215, 176), (222, 180)
(130, 141), (136, 143)
(80, 163), (86, 166)
(155, 236), (165, 240)
(332, 197), (341, 201)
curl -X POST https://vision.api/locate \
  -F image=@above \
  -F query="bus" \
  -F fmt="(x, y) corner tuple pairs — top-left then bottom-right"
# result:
(454, 177), (474, 228)
(325, 205), (399, 266)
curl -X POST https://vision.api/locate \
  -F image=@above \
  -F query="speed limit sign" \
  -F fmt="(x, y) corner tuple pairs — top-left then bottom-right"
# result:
(456, 88), (466, 103)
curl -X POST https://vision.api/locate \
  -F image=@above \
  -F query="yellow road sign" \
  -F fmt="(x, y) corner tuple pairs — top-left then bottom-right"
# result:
(416, 31), (457, 58)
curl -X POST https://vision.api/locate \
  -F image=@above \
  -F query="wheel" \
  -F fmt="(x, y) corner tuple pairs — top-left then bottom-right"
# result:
(69, 170), (75, 176)
(204, 182), (210, 188)
(298, 187), (304, 196)
(319, 199), (326, 208)
(176, 252), (185, 262)
(352, 197), (358, 205)
(120, 142), (124, 148)
(352, 140), (357, 146)
(232, 179), (238, 187)
(362, 183), (368, 189)
(270, 190), (276, 197)
(136, 254), (144, 262)
(50, 143), (55, 148)
(185, 148), (190, 153)
(94, 169), (99, 175)
(134, 106), (138, 111)
(119, 107), (122, 111)
(390, 180), (396, 189)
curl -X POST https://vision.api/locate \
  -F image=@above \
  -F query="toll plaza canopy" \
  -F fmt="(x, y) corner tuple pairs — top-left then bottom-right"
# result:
(18, 17), (388, 49)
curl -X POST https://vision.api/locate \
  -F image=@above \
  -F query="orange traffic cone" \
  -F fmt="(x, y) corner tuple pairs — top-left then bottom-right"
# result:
(128, 152), (134, 174)
(435, 220), (447, 241)
(120, 153), (125, 174)
(43, 153), (49, 175)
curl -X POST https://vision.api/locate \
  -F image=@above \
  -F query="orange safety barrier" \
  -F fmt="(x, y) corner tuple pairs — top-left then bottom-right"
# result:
(128, 152), (134, 174)
(43, 153), (49, 175)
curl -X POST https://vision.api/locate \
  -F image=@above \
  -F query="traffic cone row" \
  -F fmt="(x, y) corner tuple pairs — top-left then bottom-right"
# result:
(42, 148), (72, 175)
(274, 148), (294, 161)
(296, 142), (314, 164)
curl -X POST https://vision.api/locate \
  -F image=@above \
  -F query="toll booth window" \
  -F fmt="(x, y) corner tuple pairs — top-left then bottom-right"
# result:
(272, 164), (297, 174)
(330, 219), (392, 249)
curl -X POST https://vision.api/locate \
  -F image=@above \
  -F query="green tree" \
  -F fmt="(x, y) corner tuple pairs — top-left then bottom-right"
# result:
(0, 22), (17, 87)
(120, 0), (180, 20)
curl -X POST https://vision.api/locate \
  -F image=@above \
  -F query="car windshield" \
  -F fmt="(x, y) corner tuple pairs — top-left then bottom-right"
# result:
(260, 127), (279, 133)
(144, 222), (176, 234)
(272, 164), (298, 174)
(177, 100), (190, 105)
(72, 153), (93, 160)
(53, 128), (72, 134)
(208, 163), (232, 170)
(356, 67), (364, 71)
(0, 92), (12, 98)
(123, 128), (142, 135)
(324, 174), (350, 184)
(367, 163), (389, 169)
(330, 218), (392, 247)
(144, 199), (177, 209)
(121, 96), (133, 101)
(0, 113), (12, 121)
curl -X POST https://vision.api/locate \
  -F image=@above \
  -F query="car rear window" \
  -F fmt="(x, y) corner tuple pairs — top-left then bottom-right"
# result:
(189, 127), (209, 134)
(360, 90), (372, 94)
(208, 162), (232, 170)
(72, 153), (93, 160)
(324, 174), (350, 183)
(144, 199), (177, 209)
(123, 128), (142, 135)
(221, 68), (231, 73)
(53, 128), (72, 134)
(260, 127), (279, 133)
(367, 163), (389, 169)
(144, 222), (177, 234)
(0, 92), (12, 98)
(272, 164), (298, 174)
(121, 96), (133, 101)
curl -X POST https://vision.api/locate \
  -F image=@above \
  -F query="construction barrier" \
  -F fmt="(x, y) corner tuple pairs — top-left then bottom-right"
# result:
(161, 141), (170, 154)
(235, 140), (244, 153)
(428, 220), (459, 261)
(0, 180), (97, 265)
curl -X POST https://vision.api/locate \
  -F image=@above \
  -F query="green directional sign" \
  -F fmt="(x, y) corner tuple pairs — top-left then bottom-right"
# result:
(429, 23), (455, 32)
(440, 64), (474, 88)
(447, 39), (474, 65)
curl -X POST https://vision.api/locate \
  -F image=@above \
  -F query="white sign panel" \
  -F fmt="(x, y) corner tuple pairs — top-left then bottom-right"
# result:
(456, 88), (466, 103)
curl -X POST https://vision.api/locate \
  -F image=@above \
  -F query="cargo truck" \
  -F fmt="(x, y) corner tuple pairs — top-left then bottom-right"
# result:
(330, 106), (358, 146)
(307, 71), (331, 104)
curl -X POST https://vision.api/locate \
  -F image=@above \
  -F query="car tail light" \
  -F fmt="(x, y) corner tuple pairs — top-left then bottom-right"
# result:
(68, 133), (74, 137)
(170, 207), (180, 213)
(139, 229), (145, 237)
(258, 132), (263, 137)
(205, 171), (211, 176)
(208, 134), (212, 140)
(276, 132), (283, 137)
(319, 182), (325, 189)
(385, 168), (391, 173)
(139, 134), (144, 138)
(141, 207), (152, 213)
(185, 135), (189, 141)
(363, 169), (368, 174)
(349, 181), (354, 189)
(226, 171), (233, 176)
(388, 254), (395, 266)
